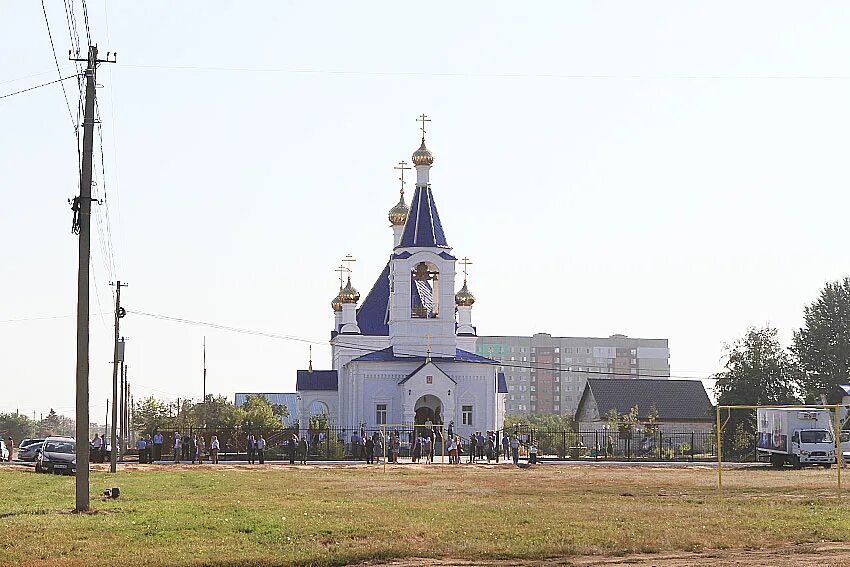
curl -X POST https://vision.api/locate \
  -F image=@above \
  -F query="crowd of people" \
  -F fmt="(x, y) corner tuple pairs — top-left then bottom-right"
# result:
(126, 429), (533, 466)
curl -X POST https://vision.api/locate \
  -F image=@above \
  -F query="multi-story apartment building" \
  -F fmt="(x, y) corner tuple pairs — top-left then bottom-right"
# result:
(473, 333), (670, 416)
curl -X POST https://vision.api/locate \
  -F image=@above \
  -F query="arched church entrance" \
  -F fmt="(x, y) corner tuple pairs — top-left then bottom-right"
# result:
(414, 394), (443, 425)
(413, 394), (444, 443)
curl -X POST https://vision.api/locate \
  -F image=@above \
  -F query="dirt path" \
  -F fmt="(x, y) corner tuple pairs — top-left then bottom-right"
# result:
(369, 543), (850, 566)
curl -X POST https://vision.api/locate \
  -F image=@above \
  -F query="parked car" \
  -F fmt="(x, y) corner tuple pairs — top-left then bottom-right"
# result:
(17, 439), (45, 462)
(36, 437), (76, 475)
(0, 440), (8, 462)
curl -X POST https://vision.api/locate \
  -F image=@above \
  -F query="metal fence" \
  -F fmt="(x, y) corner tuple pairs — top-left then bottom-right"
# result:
(124, 425), (741, 462)
(511, 427), (729, 462)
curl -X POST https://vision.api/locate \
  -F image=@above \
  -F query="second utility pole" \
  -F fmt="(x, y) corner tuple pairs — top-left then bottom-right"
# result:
(110, 280), (127, 473)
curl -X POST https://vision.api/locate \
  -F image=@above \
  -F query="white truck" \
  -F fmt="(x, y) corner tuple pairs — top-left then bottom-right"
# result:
(756, 408), (836, 468)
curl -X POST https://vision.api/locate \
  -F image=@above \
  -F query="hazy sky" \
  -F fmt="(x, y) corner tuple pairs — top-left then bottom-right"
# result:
(3, 2), (850, 420)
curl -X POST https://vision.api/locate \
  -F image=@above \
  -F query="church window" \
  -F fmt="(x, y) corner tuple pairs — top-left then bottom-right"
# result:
(462, 405), (473, 425)
(426, 375), (433, 384)
(411, 262), (440, 319)
(508, 385), (515, 391)
(376, 404), (387, 425)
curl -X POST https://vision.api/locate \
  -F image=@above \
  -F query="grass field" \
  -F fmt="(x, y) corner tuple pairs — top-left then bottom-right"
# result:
(1, 463), (849, 566)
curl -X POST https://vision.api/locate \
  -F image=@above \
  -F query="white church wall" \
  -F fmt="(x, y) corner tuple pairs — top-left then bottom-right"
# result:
(297, 391), (340, 431)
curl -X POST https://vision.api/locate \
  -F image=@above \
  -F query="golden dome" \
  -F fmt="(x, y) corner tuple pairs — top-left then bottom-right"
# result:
(388, 190), (409, 226)
(339, 276), (360, 304)
(331, 287), (343, 312)
(455, 279), (475, 307)
(412, 140), (434, 166)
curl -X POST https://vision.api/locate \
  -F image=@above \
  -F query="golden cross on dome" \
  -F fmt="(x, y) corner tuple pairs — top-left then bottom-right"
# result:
(459, 257), (473, 280)
(341, 254), (357, 276)
(334, 265), (347, 288)
(394, 161), (411, 194)
(417, 113), (431, 141)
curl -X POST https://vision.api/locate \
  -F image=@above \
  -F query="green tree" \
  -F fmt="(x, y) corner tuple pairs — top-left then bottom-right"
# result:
(241, 395), (287, 430)
(793, 277), (850, 400)
(715, 326), (801, 408)
(605, 408), (620, 431)
(133, 396), (172, 436)
(644, 404), (660, 434)
(195, 395), (245, 429)
(0, 413), (36, 443)
(714, 326), (801, 457)
(39, 409), (62, 436)
(503, 413), (575, 431)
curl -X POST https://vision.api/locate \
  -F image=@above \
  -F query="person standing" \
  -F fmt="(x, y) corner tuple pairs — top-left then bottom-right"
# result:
(255, 435), (266, 464)
(210, 435), (220, 464)
(136, 436), (147, 464)
(510, 435), (520, 465)
(288, 434), (297, 464)
(365, 435), (374, 464)
(246, 433), (255, 465)
(197, 435), (206, 464)
(468, 435), (476, 464)
(144, 434), (153, 464)
(153, 432), (164, 462)
(299, 436), (308, 465)
(502, 432), (510, 460)
(91, 434), (103, 464)
(182, 433), (191, 462)
(100, 434), (109, 463)
(173, 434), (182, 464)
(190, 435), (198, 464)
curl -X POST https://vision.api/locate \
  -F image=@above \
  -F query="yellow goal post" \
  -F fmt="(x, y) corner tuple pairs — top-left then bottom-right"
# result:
(715, 404), (848, 498)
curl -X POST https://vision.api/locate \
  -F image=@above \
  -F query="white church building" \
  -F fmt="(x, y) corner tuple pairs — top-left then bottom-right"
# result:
(296, 120), (507, 435)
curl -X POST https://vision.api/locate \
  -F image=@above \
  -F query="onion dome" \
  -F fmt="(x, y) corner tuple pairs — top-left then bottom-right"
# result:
(331, 287), (343, 312)
(455, 279), (475, 307)
(339, 276), (360, 304)
(412, 140), (434, 166)
(388, 190), (409, 226)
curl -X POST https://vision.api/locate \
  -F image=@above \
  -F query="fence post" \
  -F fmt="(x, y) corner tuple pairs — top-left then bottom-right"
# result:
(563, 431), (567, 460)
(657, 430), (662, 461)
(690, 432), (695, 462)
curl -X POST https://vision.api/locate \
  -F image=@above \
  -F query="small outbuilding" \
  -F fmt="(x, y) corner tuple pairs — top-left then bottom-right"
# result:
(575, 378), (714, 432)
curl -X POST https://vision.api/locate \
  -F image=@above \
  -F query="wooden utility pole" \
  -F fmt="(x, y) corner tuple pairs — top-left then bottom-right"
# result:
(110, 282), (127, 472)
(203, 336), (207, 401)
(71, 45), (115, 512)
(119, 360), (126, 460)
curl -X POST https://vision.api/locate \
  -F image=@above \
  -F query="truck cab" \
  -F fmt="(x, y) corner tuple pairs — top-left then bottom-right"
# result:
(789, 428), (835, 468)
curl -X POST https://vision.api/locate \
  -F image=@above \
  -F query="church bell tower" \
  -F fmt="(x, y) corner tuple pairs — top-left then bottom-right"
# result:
(388, 115), (457, 358)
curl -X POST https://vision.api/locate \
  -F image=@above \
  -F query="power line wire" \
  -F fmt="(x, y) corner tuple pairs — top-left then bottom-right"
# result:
(40, 0), (76, 132)
(125, 309), (710, 380)
(119, 64), (850, 81)
(0, 74), (80, 100)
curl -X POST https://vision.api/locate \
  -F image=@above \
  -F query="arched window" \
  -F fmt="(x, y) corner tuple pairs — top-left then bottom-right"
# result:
(308, 400), (329, 417)
(411, 261), (440, 318)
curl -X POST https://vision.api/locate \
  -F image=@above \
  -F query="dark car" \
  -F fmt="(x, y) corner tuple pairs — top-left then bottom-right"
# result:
(18, 439), (45, 462)
(36, 437), (76, 475)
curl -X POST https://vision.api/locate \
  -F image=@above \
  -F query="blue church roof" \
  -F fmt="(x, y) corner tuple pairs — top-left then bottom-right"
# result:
(356, 261), (390, 336)
(296, 370), (338, 391)
(397, 185), (449, 248)
(352, 347), (498, 364)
